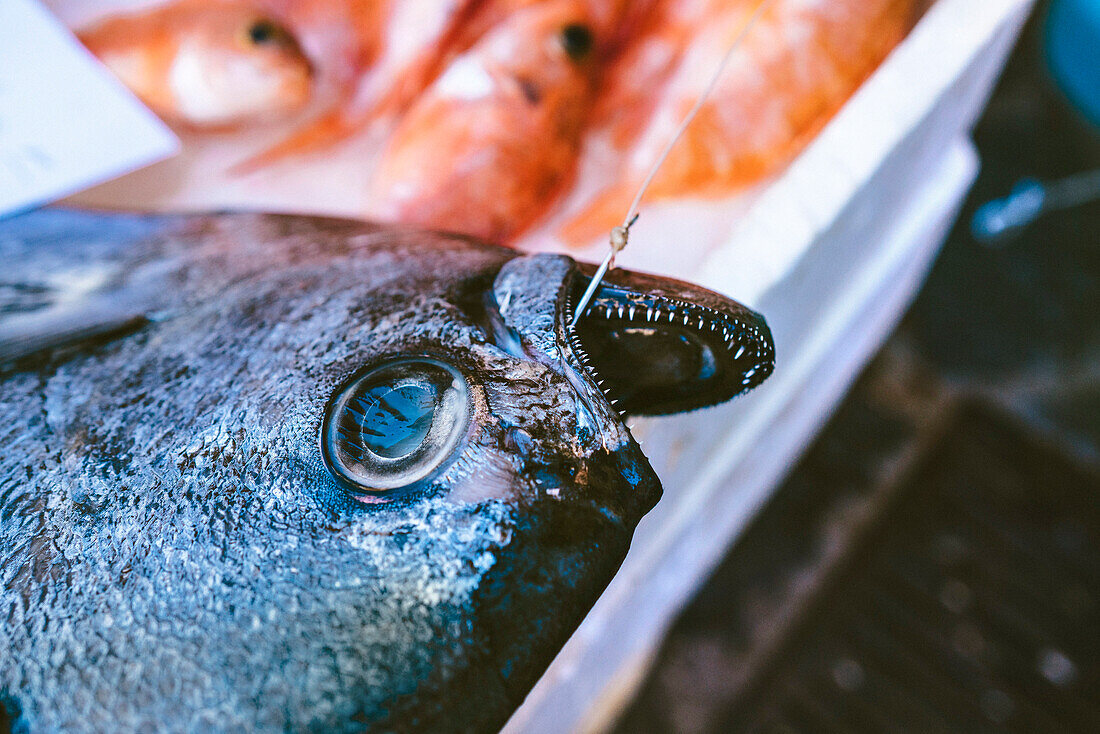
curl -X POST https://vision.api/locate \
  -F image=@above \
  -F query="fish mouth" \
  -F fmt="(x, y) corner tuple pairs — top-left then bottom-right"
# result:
(563, 272), (775, 416)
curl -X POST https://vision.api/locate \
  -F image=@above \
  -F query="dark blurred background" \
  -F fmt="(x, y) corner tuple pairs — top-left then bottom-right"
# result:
(615, 1), (1100, 731)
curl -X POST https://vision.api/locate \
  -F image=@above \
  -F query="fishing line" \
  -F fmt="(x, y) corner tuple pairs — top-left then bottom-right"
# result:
(570, 0), (779, 328)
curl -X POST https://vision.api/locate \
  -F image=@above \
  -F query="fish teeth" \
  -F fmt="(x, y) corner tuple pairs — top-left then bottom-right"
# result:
(568, 294), (772, 416)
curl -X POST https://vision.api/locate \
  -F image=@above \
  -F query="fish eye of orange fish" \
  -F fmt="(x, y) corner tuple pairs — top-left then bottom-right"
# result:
(243, 17), (295, 49)
(559, 23), (594, 62)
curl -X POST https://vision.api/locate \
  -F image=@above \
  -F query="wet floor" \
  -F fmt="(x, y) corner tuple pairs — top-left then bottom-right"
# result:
(614, 3), (1100, 732)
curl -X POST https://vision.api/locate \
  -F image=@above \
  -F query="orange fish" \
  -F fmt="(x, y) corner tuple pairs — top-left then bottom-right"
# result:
(366, 0), (600, 244)
(239, 0), (492, 169)
(363, 0), (642, 121)
(80, 0), (314, 130)
(364, 0), (641, 124)
(562, 0), (923, 244)
(242, 0), (641, 169)
(591, 0), (715, 148)
(263, 0), (389, 96)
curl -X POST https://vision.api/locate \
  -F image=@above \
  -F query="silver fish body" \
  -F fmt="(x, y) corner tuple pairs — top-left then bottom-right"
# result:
(0, 211), (773, 732)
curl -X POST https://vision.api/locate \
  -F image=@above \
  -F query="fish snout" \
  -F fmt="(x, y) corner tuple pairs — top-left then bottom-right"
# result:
(500, 421), (661, 536)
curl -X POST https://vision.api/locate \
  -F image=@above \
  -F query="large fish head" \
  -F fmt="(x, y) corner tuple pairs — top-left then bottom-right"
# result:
(0, 212), (773, 731)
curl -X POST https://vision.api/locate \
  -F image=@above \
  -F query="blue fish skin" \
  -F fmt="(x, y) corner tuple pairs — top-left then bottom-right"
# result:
(0, 211), (772, 732)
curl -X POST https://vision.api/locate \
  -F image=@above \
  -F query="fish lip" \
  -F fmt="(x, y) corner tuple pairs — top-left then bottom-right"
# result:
(560, 270), (775, 416)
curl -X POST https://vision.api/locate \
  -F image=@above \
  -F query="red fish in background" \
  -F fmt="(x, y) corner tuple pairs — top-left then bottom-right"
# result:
(263, 0), (389, 108)
(79, 0), (314, 129)
(365, 0), (601, 244)
(590, 0), (715, 149)
(239, 0), (492, 169)
(562, 0), (924, 245)
(242, 0), (645, 169)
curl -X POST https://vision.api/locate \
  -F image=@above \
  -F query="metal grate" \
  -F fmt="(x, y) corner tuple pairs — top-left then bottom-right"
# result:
(723, 404), (1100, 733)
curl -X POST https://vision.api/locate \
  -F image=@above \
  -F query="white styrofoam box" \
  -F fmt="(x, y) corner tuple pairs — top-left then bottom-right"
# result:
(511, 134), (979, 734)
(504, 0), (1034, 732)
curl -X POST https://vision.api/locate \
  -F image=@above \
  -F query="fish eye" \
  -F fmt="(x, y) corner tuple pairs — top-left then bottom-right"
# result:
(246, 18), (285, 46)
(559, 23), (594, 62)
(322, 357), (471, 500)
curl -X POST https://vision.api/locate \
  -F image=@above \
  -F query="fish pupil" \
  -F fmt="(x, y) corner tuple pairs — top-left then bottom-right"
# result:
(560, 24), (594, 61)
(248, 19), (281, 45)
(348, 384), (437, 460)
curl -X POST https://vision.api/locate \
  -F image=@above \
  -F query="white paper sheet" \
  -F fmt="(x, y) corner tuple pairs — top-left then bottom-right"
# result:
(0, 0), (178, 218)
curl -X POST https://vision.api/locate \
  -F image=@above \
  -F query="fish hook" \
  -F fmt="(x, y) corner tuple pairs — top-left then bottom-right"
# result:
(569, 0), (779, 328)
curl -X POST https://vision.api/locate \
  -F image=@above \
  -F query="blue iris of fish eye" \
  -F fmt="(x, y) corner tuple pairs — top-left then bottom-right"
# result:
(322, 358), (471, 497)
